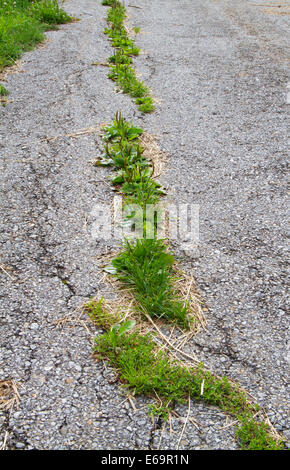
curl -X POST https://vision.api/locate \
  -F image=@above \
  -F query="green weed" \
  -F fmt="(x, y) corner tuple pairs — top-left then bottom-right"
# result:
(93, 5), (285, 450)
(111, 239), (192, 329)
(84, 297), (123, 330)
(101, 0), (119, 7)
(136, 96), (155, 113)
(91, 112), (285, 447)
(0, 84), (9, 95)
(90, 300), (284, 450)
(95, 114), (190, 327)
(102, 0), (155, 113)
(29, 0), (72, 25)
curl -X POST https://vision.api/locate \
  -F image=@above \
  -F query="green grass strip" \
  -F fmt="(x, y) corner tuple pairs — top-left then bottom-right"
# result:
(101, 0), (155, 113)
(0, 0), (72, 71)
(95, 112), (164, 206)
(0, 82), (9, 106)
(87, 299), (284, 450)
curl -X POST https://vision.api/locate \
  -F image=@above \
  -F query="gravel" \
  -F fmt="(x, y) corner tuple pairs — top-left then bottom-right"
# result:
(0, 0), (289, 449)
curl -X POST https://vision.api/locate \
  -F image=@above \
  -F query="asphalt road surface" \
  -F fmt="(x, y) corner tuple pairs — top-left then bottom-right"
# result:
(0, 0), (289, 449)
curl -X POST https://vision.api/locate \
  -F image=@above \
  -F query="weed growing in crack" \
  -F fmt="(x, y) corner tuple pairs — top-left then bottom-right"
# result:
(236, 415), (284, 450)
(136, 96), (155, 113)
(88, 299), (284, 450)
(95, 112), (164, 206)
(0, 84), (9, 96)
(91, 4), (286, 447)
(101, 0), (155, 113)
(111, 239), (192, 329)
(0, 83), (9, 105)
(85, 297), (123, 330)
(95, 113), (191, 327)
(91, 111), (285, 448)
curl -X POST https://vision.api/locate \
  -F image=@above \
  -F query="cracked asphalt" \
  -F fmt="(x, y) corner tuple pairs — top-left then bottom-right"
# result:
(0, 0), (289, 450)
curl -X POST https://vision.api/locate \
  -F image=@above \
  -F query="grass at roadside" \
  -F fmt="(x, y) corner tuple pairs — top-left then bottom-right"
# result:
(0, 0), (72, 71)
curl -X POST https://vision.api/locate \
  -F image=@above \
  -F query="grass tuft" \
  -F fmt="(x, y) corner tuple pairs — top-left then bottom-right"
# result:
(96, 112), (164, 207)
(90, 302), (284, 450)
(84, 297), (123, 330)
(236, 416), (284, 450)
(112, 239), (192, 329)
(96, 113), (192, 328)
